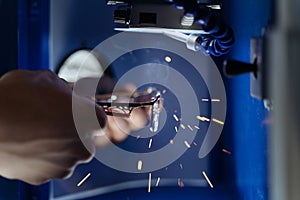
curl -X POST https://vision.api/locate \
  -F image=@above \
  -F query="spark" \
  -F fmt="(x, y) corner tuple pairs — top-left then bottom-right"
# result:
(178, 178), (184, 187)
(194, 126), (200, 130)
(148, 173), (152, 193)
(211, 99), (221, 102)
(175, 126), (178, 132)
(179, 163), (183, 170)
(155, 177), (161, 187)
(170, 139), (174, 144)
(187, 125), (193, 131)
(173, 114), (179, 121)
(202, 171), (214, 188)
(184, 140), (191, 149)
(193, 142), (198, 146)
(148, 139), (153, 149)
(137, 160), (143, 171)
(180, 124), (186, 129)
(212, 118), (224, 125)
(162, 89), (167, 94)
(196, 116), (210, 122)
(77, 173), (91, 187)
(222, 148), (232, 155)
(201, 98), (221, 102)
(165, 56), (172, 63)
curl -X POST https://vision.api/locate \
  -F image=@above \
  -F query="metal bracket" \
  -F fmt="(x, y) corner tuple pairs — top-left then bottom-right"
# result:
(250, 37), (265, 99)
(250, 37), (272, 110)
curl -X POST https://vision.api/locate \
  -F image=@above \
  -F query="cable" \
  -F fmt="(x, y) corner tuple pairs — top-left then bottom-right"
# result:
(169, 0), (235, 56)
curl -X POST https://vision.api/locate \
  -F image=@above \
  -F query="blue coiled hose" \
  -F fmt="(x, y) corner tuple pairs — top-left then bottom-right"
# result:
(167, 0), (235, 56)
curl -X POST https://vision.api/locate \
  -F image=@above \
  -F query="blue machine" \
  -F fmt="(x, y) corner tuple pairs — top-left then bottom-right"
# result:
(0, 0), (271, 199)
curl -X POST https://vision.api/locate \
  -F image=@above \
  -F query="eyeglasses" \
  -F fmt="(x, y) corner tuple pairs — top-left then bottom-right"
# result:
(95, 89), (162, 132)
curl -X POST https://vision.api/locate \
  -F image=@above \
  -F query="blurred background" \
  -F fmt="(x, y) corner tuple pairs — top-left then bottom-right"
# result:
(0, 0), (299, 199)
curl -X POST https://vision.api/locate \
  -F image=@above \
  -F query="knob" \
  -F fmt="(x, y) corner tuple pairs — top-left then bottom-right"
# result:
(223, 59), (257, 77)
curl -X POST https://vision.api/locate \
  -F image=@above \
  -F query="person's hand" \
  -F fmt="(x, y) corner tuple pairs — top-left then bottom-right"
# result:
(0, 70), (107, 185)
